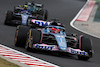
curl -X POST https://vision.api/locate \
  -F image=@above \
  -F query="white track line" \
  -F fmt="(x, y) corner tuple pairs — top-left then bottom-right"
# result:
(70, 0), (89, 28)
(70, 0), (100, 39)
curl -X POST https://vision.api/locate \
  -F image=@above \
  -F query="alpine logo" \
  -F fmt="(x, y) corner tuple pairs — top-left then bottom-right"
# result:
(32, 19), (50, 26)
(34, 44), (55, 50)
(70, 49), (86, 55)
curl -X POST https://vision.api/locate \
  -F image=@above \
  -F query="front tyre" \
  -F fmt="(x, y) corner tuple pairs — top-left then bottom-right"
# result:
(39, 9), (48, 21)
(78, 36), (93, 61)
(4, 10), (13, 25)
(25, 29), (42, 51)
(14, 25), (30, 47)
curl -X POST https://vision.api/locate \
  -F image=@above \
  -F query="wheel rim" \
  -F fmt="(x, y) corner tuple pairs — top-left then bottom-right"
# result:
(25, 39), (29, 49)
(14, 26), (19, 45)
(25, 30), (33, 49)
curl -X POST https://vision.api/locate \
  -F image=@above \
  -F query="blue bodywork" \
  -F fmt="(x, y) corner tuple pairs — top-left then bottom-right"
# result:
(14, 10), (36, 25)
(42, 26), (67, 51)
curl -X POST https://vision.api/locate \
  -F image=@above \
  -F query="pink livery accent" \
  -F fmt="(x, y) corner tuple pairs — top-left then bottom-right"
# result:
(67, 47), (70, 52)
(67, 47), (81, 52)
(79, 35), (83, 49)
(31, 19), (50, 24)
(76, 0), (96, 21)
(37, 29), (43, 43)
(39, 44), (48, 45)
(58, 23), (61, 25)
(73, 38), (77, 47)
(53, 46), (59, 50)
(66, 47), (88, 56)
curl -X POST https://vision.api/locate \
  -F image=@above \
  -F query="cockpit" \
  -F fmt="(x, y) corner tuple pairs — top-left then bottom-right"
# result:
(43, 26), (65, 35)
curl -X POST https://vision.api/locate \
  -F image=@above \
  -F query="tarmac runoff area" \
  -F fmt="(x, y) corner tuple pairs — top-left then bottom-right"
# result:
(74, 1), (100, 39)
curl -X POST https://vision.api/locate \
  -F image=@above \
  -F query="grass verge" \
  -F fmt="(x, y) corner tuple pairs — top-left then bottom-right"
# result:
(93, 2), (100, 22)
(0, 57), (20, 67)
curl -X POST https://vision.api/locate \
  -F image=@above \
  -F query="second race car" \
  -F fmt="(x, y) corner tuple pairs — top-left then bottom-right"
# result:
(4, 2), (48, 25)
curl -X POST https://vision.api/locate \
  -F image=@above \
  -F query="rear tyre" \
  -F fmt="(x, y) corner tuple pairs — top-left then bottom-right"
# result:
(25, 29), (42, 51)
(39, 9), (48, 21)
(78, 36), (93, 61)
(4, 10), (13, 25)
(14, 25), (30, 47)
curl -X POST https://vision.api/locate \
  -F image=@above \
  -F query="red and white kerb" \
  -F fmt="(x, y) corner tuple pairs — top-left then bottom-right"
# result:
(0, 44), (59, 67)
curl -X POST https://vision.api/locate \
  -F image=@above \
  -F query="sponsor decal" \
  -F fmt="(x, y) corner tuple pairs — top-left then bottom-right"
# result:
(56, 35), (65, 42)
(34, 44), (55, 50)
(32, 20), (50, 26)
(69, 48), (86, 55)
(56, 35), (64, 38)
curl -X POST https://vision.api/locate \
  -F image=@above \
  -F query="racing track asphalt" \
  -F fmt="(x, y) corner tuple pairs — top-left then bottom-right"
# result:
(0, 0), (100, 67)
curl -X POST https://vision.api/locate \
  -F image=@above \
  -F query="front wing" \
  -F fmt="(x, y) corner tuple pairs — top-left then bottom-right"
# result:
(32, 44), (89, 57)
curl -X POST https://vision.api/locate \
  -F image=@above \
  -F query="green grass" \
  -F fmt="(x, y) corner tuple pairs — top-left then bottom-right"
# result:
(0, 57), (20, 67)
(95, 0), (100, 2)
(97, 2), (100, 10)
(93, 2), (100, 22)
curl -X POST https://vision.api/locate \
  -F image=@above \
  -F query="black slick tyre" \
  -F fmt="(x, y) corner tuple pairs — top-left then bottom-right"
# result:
(25, 29), (42, 51)
(78, 36), (93, 61)
(43, 10), (48, 21)
(4, 10), (13, 25)
(39, 9), (48, 21)
(14, 25), (30, 47)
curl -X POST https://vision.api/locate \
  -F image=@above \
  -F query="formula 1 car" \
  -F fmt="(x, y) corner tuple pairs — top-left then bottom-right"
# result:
(4, 10), (34, 25)
(14, 21), (93, 61)
(14, 2), (48, 20)
(4, 2), (48, 25)
(14, 2), (44, 12)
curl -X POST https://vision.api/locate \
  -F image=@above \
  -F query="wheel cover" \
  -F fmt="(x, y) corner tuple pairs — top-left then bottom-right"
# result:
(25, 30), (33, 49)
(14, 26), (19, 45)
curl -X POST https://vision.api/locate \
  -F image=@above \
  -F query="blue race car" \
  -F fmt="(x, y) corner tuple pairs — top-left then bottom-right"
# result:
(4, 2), (48, 25)
(14, 2), (48, 21)
(4, 8), (44, 25)
(14, 20), (93, 61)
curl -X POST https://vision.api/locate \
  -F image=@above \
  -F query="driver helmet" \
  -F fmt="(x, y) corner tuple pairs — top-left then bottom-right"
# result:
(51, 28), (57, 33)
(18, 5), (21, 7)
(24, 5), (28, 10)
